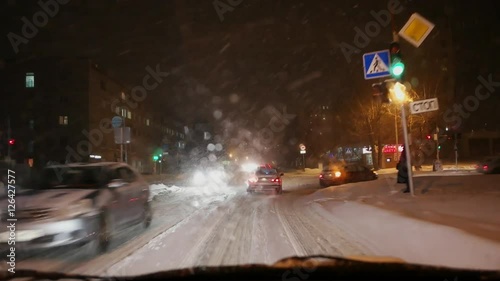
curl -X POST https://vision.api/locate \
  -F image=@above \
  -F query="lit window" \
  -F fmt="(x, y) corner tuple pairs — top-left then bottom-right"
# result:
(127, 111), (132, 119)
(146, 119), (150, 126)
(26, 73), (35, 88)
(59, 115), (68, 125)
(121, 92), (126, 100)
(121, 108), (126, 118)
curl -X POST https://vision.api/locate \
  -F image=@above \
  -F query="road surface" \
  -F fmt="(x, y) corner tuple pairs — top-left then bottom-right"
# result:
(4, 171), (500, 276)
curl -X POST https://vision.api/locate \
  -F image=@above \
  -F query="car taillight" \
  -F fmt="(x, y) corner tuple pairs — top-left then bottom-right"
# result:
(272, 178), (281, 182)
(319, 174), (323, 178)
(483, 165), (488, 170)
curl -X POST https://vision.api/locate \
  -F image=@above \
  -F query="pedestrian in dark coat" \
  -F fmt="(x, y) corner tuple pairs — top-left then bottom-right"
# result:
(397, 147), (410, 193)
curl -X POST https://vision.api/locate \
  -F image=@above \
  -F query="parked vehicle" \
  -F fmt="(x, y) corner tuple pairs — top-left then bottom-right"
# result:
(319, 163), (378, 187)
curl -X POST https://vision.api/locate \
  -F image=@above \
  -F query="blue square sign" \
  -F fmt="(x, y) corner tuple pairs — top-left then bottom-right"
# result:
(363, 50), (391, 80)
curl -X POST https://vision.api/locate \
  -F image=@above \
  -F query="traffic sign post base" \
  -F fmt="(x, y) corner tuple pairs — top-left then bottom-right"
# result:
(433, 160), (443, 172)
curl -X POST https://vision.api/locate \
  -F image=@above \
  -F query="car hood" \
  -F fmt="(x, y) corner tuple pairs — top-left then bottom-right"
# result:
(2, 188), (99, 210)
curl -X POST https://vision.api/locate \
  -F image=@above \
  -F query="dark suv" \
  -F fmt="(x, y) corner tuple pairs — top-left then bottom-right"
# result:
(320, 163), (378, 187)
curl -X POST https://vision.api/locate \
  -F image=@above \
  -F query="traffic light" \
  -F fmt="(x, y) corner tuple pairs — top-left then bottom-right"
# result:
(8, 139), (15, 145)
(153, 155), (159, 161)
(390, 42), (405, 80)
(372, 82), (391, 103)
(426, 135), (431, 140)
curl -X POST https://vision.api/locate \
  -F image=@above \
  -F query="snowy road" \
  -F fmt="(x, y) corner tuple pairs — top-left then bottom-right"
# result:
(5, 172), (500, 276)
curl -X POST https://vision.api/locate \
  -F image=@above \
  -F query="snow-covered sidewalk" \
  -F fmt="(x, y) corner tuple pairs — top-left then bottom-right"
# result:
(311, 173), (500, 244)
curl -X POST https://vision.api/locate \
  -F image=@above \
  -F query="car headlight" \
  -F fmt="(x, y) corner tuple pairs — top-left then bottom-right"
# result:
(55, 199), (95, 218)
(334, 171), (342, 178)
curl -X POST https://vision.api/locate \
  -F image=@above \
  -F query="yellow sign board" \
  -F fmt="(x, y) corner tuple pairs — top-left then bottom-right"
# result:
(399, 13), (435, 47)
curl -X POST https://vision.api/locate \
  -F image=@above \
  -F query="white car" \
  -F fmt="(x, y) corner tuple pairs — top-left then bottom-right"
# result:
(0, 162), (152, 257)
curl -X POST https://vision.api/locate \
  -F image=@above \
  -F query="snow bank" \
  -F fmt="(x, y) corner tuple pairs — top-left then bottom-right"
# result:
(149, 184), (181, 201)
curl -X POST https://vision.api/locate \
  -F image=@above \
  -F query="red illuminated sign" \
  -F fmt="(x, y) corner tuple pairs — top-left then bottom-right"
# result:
(382, 145), (404, 154)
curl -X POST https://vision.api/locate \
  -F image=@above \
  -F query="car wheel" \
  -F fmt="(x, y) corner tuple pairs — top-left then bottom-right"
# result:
(82, 212), (111, 259)
(143, 202), (153, 229)
(97, 213), (111, 252)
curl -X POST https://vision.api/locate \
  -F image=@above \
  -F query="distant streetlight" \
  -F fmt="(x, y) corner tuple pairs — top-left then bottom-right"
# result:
(229, 153), (233, 158)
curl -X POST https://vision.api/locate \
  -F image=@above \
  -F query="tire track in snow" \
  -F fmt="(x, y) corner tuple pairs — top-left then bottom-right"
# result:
(177, 202), (235, 268)
(274, 194), (370, 257)
(274, 197), (309, 256)
(192, 196), (258, 266)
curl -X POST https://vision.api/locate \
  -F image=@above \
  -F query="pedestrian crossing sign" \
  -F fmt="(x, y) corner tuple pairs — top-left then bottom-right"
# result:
(363, 50), (391, 80)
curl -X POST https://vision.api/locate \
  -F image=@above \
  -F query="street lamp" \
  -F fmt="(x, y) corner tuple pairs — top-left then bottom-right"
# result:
(389, 82), (408, 162)
(392, 82), (407, 102)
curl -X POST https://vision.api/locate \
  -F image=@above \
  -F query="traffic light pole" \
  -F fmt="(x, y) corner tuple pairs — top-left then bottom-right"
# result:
(436, 126), (440, 161)
(401, 103), (415, 196)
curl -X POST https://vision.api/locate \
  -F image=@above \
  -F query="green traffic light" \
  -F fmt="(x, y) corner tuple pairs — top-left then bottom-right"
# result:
(391, 61), (405, 77)
(153, 155), (159, 161)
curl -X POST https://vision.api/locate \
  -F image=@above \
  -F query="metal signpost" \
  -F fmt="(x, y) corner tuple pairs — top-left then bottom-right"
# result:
(112, 116), (130, 163)
(300, 144), (306, 171)
(112, 116), (123, 162)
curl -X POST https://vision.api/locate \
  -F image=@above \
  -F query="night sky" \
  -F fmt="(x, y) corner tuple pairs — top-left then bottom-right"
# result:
(1, 0), (500, 140)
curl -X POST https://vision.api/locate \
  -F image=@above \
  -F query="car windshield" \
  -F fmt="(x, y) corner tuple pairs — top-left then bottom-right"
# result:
(38, 166), (109, 189)
(256, 167), (278, 175)
(1, 0), (500, 278)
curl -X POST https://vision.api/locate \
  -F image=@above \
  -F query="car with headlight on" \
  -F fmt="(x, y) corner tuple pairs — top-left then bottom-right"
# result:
(0, 162), (152, 257)
(247, 165), (283, 194)
(475, 155), (500, 174)
(319, 163), (377, 187)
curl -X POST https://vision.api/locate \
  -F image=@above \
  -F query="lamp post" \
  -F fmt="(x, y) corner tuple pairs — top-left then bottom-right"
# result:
(393, 82), (415, 196)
